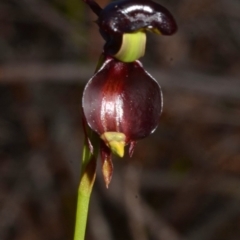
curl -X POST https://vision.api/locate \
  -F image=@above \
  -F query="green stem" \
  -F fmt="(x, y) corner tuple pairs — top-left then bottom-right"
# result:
(74, 131), (99, 240)
(74, 55), (104, 240)
(74, 190), (91, 240)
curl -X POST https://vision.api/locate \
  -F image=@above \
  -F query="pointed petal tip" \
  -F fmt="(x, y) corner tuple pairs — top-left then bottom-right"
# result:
(104, 176), (111, 189)
(101, 132), (126, 157)
(109, 140), (125, 158)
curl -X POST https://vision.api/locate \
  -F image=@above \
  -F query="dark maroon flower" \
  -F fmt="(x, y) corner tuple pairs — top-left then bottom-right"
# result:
(82, 55), (162, 186)
(82, 0), (177, 187)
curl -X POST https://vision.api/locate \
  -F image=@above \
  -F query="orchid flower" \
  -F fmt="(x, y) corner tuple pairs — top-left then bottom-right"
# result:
(82, 0), (177, 186)
(74, 1), (177, 239)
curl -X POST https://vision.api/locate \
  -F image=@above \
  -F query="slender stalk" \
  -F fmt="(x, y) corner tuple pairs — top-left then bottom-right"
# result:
(74, 131), (99, 240)
(74, 187), (91, 240)
(74, 55), (104, 240)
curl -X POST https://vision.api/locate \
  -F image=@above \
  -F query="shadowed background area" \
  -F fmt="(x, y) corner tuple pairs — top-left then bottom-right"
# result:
(0, 0), (240, 239)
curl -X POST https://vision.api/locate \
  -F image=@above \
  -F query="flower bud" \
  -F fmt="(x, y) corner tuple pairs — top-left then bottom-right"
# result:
(82, 56), (162, 157)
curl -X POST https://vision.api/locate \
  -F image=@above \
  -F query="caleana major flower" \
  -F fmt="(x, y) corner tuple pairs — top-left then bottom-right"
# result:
(82, 0), (177, 187)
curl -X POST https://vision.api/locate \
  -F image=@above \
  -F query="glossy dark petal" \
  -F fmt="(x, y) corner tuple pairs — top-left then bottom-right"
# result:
(98, 0), (177, 36)
(82, 57), (162, 144)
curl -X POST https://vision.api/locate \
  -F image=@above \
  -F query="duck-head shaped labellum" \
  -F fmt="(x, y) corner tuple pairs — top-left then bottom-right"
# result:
(98, 0), (177, 35)
(84, 0), (177, 62)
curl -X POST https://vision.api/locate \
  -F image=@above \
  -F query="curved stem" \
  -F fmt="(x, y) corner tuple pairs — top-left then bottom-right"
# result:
(74, 54), (104, 240)
(74, 131), (99, 240)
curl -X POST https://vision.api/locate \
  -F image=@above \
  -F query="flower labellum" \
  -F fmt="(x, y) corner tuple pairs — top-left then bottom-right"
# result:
(97, 0), (177, 35)
(84, 0), (177, 62)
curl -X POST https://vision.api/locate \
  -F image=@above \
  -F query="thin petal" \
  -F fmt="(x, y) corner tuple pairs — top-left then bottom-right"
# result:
(129, 141), (137, 157)
(100, 140), (114, 188)
(83, 0), (102, 16)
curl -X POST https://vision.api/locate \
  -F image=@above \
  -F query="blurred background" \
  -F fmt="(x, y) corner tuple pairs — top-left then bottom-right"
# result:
(1, 0), (240, 239)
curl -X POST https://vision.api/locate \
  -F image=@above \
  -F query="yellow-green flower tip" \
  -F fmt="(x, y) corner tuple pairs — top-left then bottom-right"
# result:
(101, 132), (126, 157)
(108, 140), (125, 157)
(114, 31), (146, 62)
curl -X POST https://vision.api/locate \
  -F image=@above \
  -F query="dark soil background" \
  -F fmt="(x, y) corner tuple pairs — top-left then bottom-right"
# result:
(0, 0), (240, 240)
